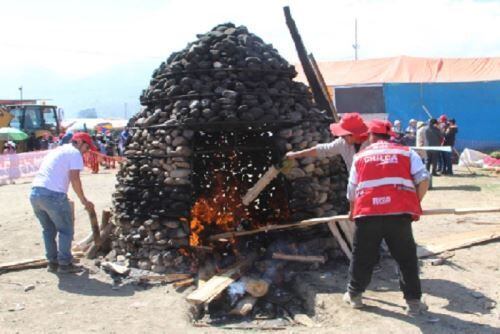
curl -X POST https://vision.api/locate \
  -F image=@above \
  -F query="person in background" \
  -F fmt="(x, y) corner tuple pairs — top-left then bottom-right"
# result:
(391, 120), (404, 144)
(286, 113), (369, 173)
(30, 132), (96, 274)
(39, 134), (49, 150)
(425, 119), (444, 176)
(27, 132), (39, 151)
(343, 119), (430, 315)
(48, 136), (58, 150)
(118, 128), (130, 156)
(437, 115), (448, 173)
(443, 118), (458, 175)
(403, 119), (417, 146)
(415, 121), (427, 161)
(60, 130), (74, 145)
(3, 141), (20, 184)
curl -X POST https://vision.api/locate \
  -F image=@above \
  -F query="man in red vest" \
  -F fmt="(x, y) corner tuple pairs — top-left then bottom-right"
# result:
(343, 119), (430, 316)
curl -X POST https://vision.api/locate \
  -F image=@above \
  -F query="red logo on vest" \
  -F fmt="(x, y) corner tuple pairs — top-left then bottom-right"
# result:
(353, 141), (422, 220)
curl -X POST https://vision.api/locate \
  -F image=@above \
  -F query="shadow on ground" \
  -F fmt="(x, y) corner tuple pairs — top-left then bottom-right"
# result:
(57, 270), (135, 297)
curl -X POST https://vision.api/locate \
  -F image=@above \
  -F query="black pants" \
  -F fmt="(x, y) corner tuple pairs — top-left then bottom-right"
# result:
(426, 151), (439, 175)
(348, 214), (422, 300)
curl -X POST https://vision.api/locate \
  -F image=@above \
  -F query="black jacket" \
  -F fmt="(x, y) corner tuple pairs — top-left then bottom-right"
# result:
(425, 125), (444, 146)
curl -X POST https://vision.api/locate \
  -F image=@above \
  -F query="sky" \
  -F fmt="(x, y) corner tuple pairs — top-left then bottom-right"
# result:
(1, 0), (499, 118)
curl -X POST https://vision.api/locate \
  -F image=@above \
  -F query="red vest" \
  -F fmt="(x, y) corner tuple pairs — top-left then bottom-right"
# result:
(352, 141), (422, 220)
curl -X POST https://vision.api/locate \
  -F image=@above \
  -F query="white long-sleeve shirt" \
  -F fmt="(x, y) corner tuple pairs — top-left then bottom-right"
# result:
(316, 137), (369, 172)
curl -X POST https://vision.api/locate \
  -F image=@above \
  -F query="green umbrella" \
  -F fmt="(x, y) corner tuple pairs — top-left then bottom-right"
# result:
(0, 127), (29, 141)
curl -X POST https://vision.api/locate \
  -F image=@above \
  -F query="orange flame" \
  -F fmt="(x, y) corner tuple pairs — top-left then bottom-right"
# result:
(189, 172), (250, 246)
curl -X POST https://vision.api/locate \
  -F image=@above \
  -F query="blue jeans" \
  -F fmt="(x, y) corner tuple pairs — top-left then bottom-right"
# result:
(30, 187), (74, 265)
(443, 151), (453, 175)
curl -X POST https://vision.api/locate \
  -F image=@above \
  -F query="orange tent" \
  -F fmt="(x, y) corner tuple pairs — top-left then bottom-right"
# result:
(295, 55), (500, 86)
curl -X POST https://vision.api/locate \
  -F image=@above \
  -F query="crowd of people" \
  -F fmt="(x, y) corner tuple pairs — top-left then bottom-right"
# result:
(391, 115), (459, 176)
(2, 127), (131, 158)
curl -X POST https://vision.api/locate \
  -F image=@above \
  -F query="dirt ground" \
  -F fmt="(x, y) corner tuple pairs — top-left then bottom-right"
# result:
(0, 167), (499, 333)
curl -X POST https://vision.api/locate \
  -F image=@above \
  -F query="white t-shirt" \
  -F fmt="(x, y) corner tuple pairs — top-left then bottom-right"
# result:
(32, 144), (84, 193)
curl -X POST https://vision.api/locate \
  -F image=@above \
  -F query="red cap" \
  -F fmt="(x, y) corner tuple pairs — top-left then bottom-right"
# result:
(329, 113), (368, 137)
(439, 114), (448, 123)
(72, 132), (97, 151)
(367, 119), (396, 137)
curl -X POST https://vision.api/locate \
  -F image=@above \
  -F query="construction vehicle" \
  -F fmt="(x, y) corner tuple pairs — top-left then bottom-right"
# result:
(0, 101), (61, 152)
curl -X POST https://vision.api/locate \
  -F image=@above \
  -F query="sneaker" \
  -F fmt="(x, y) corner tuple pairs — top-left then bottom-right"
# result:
(406, 299), (428, 316)
(57, 263), (83, 274)
(47, 262), (58, 273)
(343, 292), (364, 309)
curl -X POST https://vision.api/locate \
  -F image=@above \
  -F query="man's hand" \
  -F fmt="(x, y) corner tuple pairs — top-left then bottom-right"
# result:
(82, 199), (95, 212)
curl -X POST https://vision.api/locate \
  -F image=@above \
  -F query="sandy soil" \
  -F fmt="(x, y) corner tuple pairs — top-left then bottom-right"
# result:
(0, 167), (499, 333)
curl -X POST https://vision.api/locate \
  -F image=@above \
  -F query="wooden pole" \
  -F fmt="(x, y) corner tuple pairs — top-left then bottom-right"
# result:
(283, 6), (335, 118)
(209, 207), (500, 241)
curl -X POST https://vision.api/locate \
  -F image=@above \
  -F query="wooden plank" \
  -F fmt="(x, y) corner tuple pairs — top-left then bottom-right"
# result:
(139, 273), (192, 283)
(186, 254), (256, 305)
(0, 253), (84, 272)
(328, 222), (352, 260)
(272, 253), (326, 264)
(309, 53), (339, 121)
(337, 219), (355, 249)
(283, 6), (335, 118)
(417, 226), (500, 258)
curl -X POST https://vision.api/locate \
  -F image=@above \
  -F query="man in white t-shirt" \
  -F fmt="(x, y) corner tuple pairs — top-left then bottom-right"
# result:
(30, 132), (96, 274)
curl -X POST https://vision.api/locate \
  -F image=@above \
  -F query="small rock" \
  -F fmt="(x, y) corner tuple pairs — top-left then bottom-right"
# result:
(471, 291), (484, 299)
(24, 285), (35, 292)
(8, 303), (24, 312)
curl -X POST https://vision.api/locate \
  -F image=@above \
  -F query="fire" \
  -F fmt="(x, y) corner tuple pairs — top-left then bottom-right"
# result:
(189, 172), (250, 246)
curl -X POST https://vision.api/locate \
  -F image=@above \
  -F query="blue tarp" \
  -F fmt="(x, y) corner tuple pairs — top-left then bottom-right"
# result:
(383, 81), (500, 151)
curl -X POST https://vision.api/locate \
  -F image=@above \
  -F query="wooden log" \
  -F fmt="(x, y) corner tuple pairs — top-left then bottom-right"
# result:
(74, 209), (112, 252)
(328, 222), (352, 260)
(240, 276), (270, 297)
(272, 253), (326, 264)
(229, 296), (257, 316)
(139, 273), (193, 283)
(87, 207), (101, 247)
(186, 253), (257, 305)
(86, 223), (114, 259)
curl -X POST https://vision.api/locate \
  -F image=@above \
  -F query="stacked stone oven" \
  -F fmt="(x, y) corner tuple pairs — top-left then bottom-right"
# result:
(111, 23), (348, 273)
